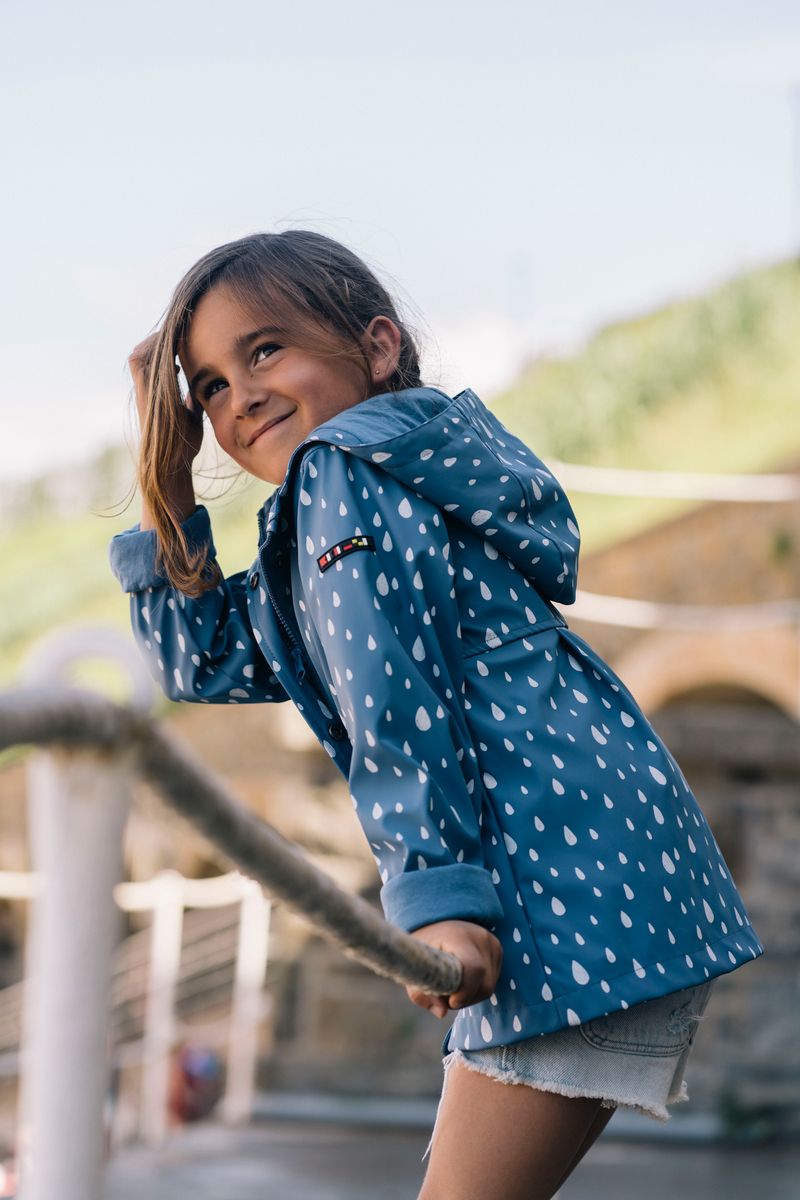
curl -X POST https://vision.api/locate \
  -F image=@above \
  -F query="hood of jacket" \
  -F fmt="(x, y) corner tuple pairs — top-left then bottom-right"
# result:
(259, 386), (580, 606)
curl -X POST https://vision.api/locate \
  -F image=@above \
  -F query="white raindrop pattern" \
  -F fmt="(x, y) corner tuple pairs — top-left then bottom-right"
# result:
(114, 387), (764, 1057)
(287, 438), (763, 1055)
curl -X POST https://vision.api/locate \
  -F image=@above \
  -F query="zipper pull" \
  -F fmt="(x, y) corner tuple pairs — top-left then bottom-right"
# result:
(290, 646), (307, 682)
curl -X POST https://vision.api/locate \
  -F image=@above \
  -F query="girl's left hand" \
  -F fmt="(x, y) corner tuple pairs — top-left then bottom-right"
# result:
(405, 919), (503, 1019)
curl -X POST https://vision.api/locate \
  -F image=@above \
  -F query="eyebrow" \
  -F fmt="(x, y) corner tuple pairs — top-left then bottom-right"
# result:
(188, 326), (285, 396)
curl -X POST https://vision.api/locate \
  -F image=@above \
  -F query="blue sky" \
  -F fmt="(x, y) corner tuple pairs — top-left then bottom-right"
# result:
(2, 0), (799, 482)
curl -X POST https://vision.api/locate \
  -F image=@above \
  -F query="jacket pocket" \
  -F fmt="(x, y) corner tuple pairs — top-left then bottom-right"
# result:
(462, 614), (566, 660)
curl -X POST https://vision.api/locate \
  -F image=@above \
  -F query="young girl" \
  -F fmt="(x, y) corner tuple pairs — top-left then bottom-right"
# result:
(109, 230), (764, 1200)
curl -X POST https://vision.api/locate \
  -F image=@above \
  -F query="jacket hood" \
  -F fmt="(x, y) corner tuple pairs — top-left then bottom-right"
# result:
(262, 386), (580, 606)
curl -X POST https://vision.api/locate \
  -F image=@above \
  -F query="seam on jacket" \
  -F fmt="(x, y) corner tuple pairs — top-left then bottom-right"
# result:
(461, 616), (565, 660)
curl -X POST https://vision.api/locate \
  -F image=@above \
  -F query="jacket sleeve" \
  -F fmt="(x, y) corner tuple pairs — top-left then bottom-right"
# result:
(108, 505), (289, 705)
(292, 445), (504, 934)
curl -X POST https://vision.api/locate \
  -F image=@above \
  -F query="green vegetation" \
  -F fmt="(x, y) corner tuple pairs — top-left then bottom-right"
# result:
(496, 258), (800, 550)
(2, 257), (799, 688)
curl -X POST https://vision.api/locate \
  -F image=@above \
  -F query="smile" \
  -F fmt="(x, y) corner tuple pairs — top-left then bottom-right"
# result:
(248, 411), (293, 446)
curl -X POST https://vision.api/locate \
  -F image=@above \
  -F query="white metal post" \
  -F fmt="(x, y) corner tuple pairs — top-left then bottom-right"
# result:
(221, 883), (272, 1125)
(16, 624), (153, 1200)
(18, 753), (132, 1200)
(139, 871), (185, 1148)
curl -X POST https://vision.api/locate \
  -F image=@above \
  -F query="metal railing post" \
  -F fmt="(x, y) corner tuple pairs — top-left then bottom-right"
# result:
(16, 625), (153, 1200)
(139, 871), (185, 1148)
(221, 882), (272, 1125)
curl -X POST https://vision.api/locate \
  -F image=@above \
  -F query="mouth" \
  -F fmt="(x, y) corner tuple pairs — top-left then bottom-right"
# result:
(248, 410), (293, 446)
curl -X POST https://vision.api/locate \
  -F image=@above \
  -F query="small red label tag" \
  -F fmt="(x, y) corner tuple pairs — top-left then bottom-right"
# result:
(317, 535), (376, 573)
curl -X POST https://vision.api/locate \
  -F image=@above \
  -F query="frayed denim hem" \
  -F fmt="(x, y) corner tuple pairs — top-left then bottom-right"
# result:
(422, 1045), (690, 1162)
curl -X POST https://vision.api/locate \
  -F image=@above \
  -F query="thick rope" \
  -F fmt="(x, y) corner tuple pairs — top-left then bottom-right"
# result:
(0, 687), (462, 997)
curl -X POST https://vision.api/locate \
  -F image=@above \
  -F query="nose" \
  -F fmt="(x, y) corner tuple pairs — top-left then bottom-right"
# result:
(228, 371), (267, 417)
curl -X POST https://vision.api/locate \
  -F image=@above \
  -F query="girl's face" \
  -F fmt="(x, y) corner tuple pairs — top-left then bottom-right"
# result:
(179, 284), (401, 485)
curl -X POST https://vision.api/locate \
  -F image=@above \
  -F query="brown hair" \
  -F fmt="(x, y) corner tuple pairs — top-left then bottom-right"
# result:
(138, 230), (422, 596)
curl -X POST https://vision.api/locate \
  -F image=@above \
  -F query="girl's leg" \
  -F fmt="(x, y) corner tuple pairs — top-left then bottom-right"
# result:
(418, 1057), (613, 1200)
(549, 1101), (617, 1195)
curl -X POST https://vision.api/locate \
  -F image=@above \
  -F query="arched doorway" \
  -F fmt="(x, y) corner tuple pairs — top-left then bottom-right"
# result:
(647, 684), (798, 1128)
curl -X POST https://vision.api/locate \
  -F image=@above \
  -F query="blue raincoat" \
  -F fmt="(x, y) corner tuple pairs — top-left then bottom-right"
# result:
(109, 386), (764, 1054)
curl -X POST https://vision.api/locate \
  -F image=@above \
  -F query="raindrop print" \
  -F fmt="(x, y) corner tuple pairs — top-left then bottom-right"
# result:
(572, 961), (590, 985)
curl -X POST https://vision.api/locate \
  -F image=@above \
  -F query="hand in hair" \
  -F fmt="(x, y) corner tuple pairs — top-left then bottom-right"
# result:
(129, 331), (203, 530)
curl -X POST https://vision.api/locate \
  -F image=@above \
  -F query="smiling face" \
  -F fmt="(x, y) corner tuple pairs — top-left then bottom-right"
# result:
(179, 284), (401, 485)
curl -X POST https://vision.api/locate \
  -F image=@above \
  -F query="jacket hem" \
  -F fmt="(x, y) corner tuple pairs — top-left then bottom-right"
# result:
(442, 924), (764, 1055)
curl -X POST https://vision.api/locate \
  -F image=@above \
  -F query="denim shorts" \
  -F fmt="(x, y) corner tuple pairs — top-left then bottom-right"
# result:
(424, 980), (715, 1161)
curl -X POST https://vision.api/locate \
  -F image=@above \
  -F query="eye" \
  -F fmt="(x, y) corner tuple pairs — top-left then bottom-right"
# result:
(255, 342), (282, 363)
(199, 378), (227, 404)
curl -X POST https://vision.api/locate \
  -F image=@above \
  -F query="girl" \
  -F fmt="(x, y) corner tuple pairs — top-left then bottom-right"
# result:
(109, 230), (764, 1200)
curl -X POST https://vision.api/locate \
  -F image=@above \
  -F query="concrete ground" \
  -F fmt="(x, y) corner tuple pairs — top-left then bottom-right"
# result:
(105, 1119), (800, 1200)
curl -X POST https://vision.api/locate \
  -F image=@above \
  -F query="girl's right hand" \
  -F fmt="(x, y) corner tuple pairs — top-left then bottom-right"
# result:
(405, 919), (504, 1020)
(128, 332), (204, 467)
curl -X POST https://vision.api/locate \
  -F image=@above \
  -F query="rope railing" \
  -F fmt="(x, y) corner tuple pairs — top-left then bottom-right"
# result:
(0, 686), (462, 999)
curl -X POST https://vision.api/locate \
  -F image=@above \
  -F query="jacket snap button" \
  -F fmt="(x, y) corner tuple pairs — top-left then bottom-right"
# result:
(248, 571), (260, 589)
(328, 720), (347, 741)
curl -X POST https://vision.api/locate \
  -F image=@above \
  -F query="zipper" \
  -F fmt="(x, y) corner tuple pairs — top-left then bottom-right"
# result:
(258, 545), (330, 700)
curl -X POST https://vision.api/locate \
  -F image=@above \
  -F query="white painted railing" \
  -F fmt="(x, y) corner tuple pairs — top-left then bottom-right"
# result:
(549, 458), (800, 501)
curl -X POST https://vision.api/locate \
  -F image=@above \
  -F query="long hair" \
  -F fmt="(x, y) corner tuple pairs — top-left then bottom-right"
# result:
(138, 230), (423, 596)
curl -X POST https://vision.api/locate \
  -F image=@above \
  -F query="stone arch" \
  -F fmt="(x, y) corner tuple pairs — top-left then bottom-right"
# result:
(610, 625), (799, 720)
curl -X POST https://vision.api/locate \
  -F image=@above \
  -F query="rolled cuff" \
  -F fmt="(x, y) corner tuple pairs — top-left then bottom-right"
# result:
(108, 505), (216, 593)
(380, 863), (504, 934)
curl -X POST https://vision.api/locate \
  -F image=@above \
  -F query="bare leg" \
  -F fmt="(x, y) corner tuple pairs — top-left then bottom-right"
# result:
(418, 1058), (613, 1200)
(550, 1102), (616, 1194)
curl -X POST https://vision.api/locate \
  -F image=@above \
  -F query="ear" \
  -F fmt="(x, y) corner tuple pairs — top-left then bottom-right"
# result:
(362, 316), (403, 389)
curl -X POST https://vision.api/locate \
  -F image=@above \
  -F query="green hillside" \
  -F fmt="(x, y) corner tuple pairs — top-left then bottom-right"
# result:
(2, 257), (799, 689)
(496, 258), (800, 549)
